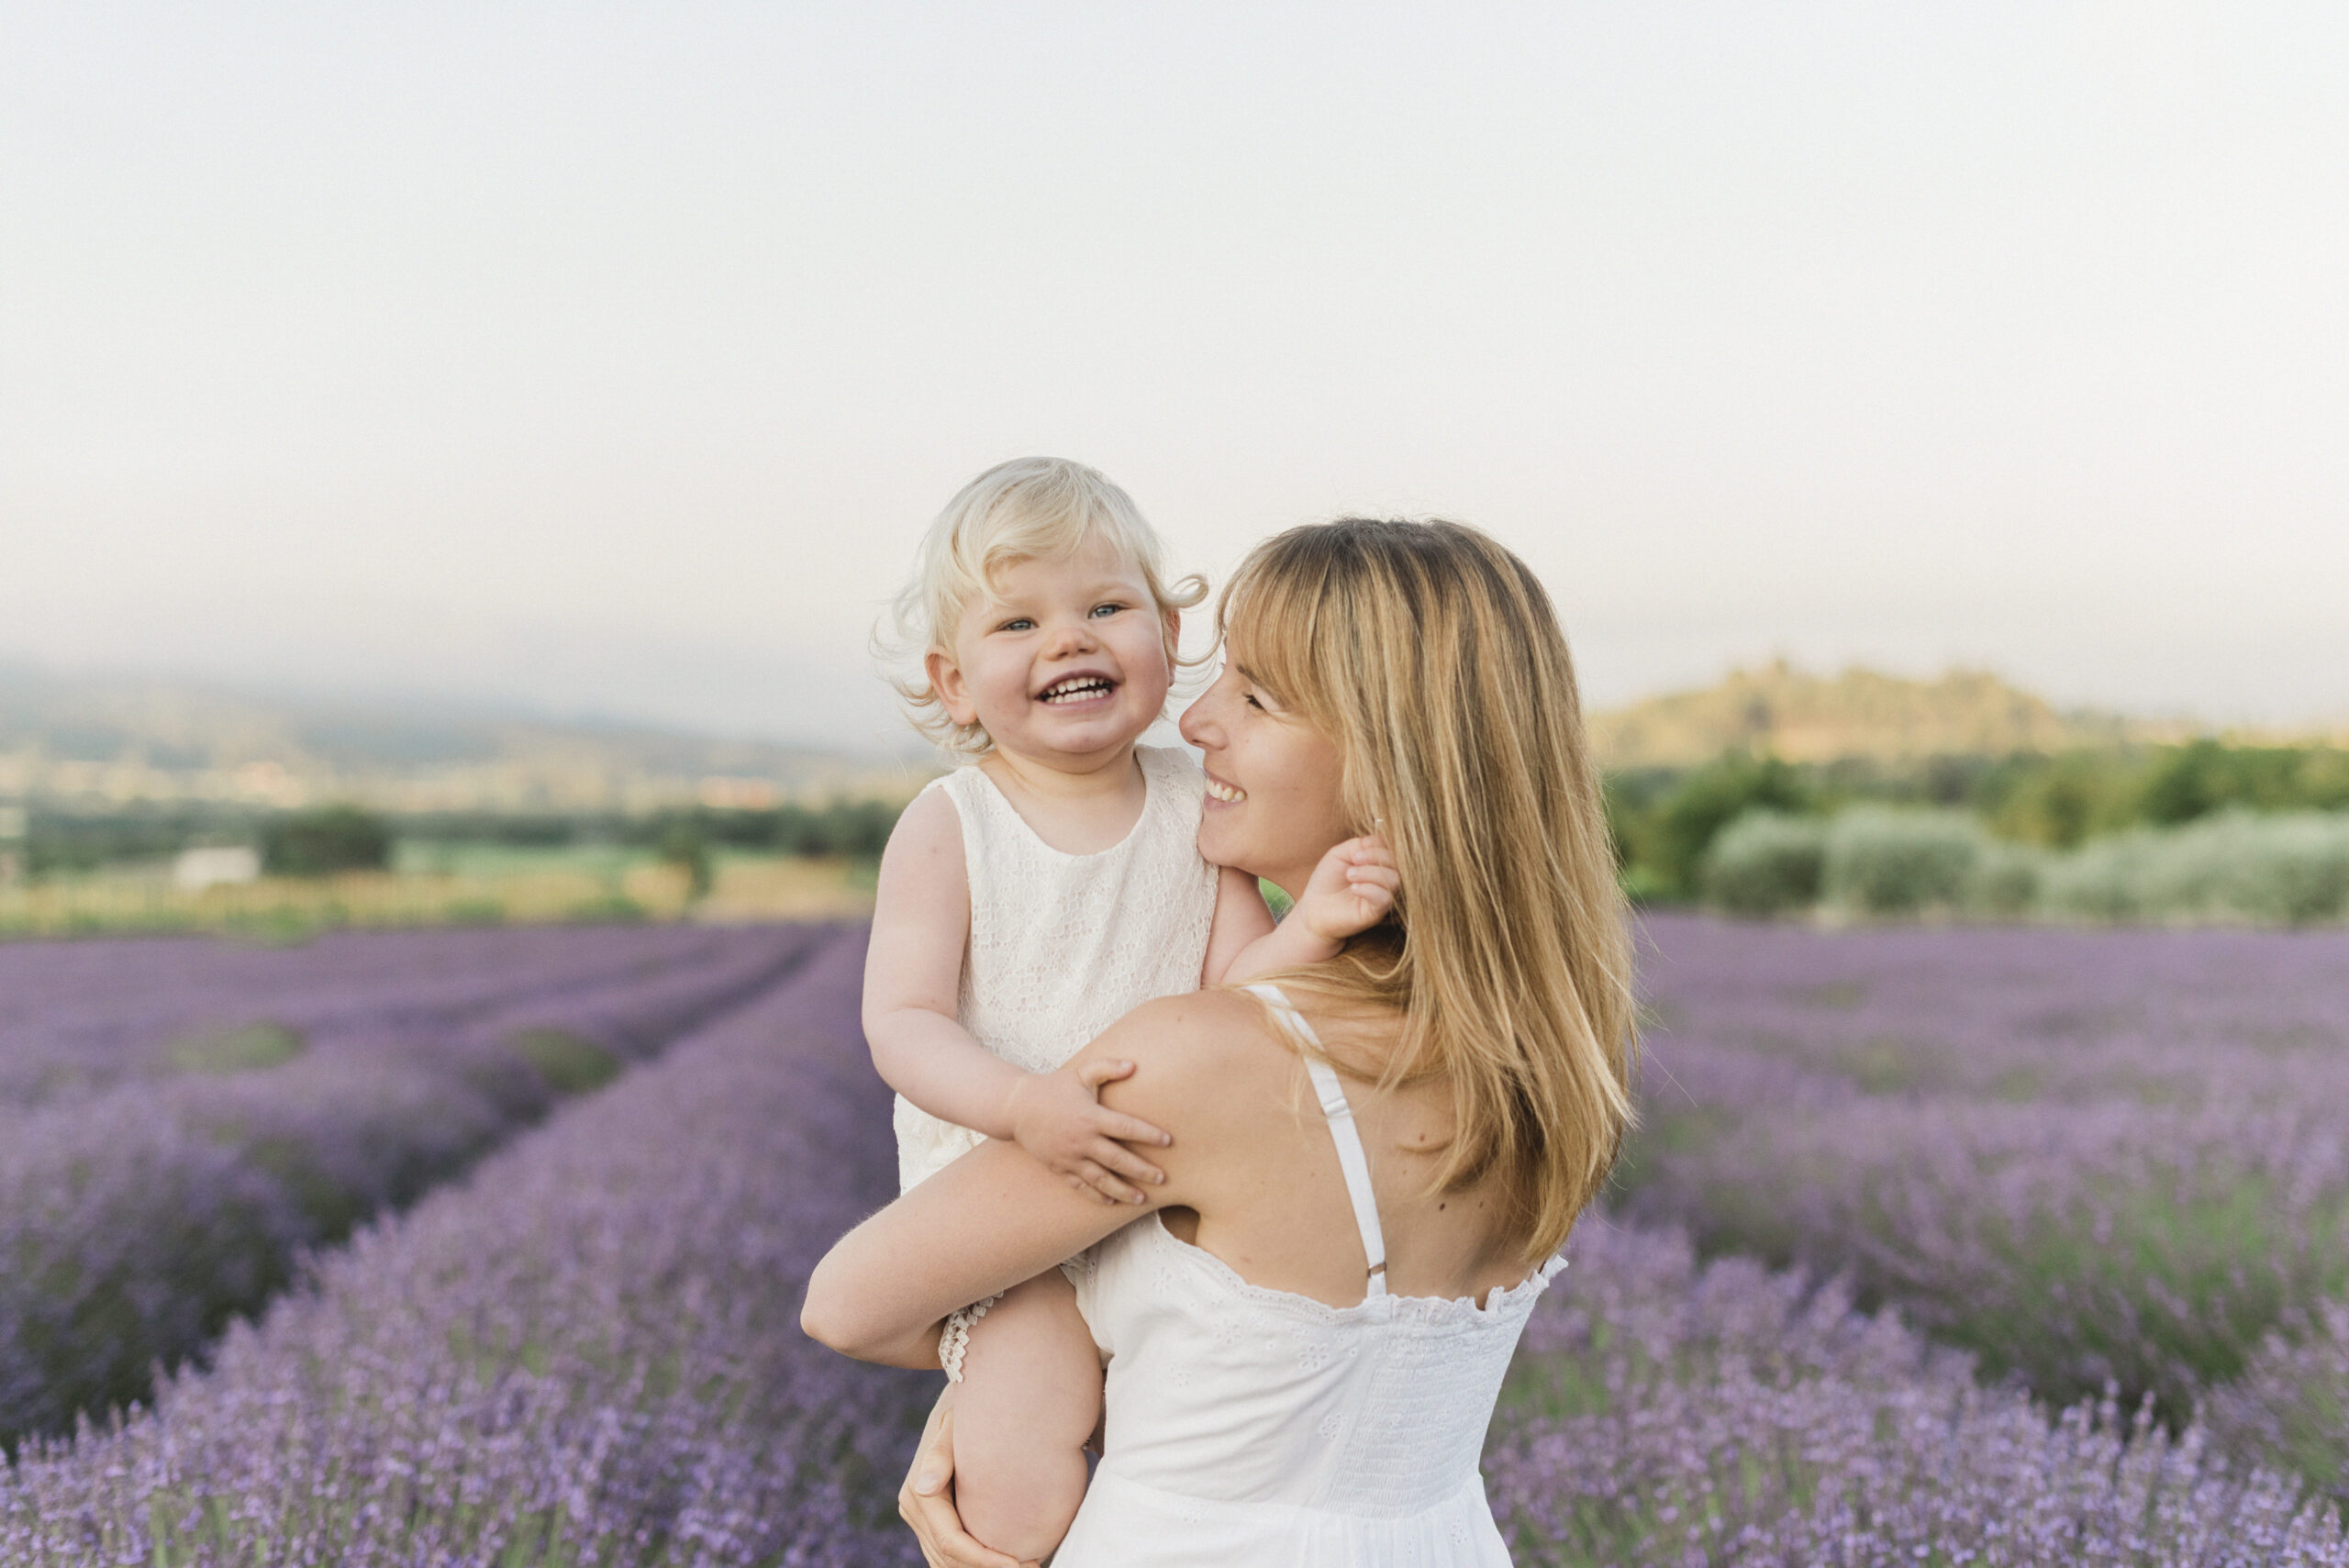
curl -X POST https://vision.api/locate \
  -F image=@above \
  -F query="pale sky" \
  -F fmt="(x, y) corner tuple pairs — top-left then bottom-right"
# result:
(6, 2), (2344, 753)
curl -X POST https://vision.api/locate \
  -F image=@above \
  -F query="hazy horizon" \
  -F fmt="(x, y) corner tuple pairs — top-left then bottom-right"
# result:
(7, 4), (2345, 751)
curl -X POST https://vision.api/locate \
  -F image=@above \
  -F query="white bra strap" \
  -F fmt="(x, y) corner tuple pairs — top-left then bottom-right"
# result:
(1246, 985), (1387, 1296)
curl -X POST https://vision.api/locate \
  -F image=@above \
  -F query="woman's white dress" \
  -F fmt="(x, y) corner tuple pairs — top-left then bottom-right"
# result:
(1059, 986), (1561, 1566)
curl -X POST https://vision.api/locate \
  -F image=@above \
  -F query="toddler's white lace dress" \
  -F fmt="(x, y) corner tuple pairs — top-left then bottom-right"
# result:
(1056, 986), (1562, 1566)
(893, 745), (1218, 1193)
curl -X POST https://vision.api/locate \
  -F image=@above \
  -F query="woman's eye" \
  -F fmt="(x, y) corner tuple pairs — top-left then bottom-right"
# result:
(1243, 693), (1265, 711)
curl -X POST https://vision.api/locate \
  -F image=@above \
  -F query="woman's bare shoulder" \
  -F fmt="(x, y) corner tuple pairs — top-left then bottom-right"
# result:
(1082, 991), (1296, 1136)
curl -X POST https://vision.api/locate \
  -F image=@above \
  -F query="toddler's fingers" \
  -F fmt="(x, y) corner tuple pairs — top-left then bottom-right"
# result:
(1093, 1138), (1166, 1189)
(1078, 1160), (1145, 1206)
(1094, 1108), (1173, 1148)
(1075, 1058), (1137, 1091)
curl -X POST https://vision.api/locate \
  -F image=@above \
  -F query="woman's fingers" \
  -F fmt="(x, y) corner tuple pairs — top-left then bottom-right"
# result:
(897, 1402), (1022, 1568)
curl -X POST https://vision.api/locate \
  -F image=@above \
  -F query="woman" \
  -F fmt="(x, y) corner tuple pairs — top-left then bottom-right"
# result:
(802, 518), (1636, 1566)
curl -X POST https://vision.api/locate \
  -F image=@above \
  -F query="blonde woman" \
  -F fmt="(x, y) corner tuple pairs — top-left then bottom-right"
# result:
(803, 518), (1637, 1567)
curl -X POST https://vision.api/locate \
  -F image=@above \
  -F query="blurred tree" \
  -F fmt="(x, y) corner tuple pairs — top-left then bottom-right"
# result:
(1643, 753), (1814, 900)
(656, 819), (714, 899)
(2134, 740), (2317, 825)
(1989, 752), (2120, 848)
(261, 805), (392, 877)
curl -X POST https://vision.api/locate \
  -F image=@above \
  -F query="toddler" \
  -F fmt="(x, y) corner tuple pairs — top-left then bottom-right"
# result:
(863, 456), (1397, 1562)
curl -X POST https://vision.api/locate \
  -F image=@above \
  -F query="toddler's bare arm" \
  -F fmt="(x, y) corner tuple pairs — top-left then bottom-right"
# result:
(864, 788), (1027, 1140)
(1211, 835), (1399, 984)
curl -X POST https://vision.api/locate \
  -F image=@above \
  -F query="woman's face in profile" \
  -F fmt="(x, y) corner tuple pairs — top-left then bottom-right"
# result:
(1179, 655), (1352, 897)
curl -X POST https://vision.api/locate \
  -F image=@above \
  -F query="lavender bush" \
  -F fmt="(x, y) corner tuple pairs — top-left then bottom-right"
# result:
(1493, 1220), (2349, 1565)
(2204, 1306), (2349, 1511)
(0, 924), (826, 1443)
(0, 926), (931, 1567)
(1619, 914), (2349, 1426)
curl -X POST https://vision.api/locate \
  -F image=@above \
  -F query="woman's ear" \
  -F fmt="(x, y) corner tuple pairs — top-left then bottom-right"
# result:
(925, 649), (977, 726)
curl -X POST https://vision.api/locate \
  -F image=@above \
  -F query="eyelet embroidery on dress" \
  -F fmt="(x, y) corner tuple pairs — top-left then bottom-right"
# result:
(895, 750), (1219, 1195)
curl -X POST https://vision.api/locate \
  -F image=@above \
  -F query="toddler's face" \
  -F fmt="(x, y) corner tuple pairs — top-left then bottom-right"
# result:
(929, 536), (1176, 771)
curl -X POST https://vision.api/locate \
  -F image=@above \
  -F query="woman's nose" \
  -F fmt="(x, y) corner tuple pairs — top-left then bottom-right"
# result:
(1177, 693), (1215, 748)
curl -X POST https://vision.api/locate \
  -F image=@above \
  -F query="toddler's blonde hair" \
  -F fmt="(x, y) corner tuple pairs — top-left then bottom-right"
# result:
(887, 457), (1206, 757)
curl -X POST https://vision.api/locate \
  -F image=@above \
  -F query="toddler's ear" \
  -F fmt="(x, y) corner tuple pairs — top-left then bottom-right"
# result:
(1161, 606), (1183, 664)
(925, 649), (978, 726)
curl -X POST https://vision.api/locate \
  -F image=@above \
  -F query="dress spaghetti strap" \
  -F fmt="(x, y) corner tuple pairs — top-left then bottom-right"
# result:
(1244, 984), (1387, 1297)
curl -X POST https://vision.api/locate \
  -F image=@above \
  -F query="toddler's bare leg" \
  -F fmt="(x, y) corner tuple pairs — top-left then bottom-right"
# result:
(951, 1268), (1100, 1562)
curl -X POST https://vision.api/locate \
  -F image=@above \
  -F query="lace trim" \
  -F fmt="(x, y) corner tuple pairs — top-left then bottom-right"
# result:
(1141, 1212), (1562, 1328)
(938, 1293), (1004, 1383)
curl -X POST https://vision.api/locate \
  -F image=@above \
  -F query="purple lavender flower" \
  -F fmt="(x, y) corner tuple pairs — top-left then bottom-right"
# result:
(0, 923), (828, 1442)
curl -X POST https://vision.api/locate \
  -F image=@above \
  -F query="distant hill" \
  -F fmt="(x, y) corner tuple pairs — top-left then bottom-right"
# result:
(1586, 661), (2196, 770)
(0, 667), (927, 813)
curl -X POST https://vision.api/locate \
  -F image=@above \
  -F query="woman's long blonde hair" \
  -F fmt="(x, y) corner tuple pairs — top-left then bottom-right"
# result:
(1222, 518), (1636, 1262)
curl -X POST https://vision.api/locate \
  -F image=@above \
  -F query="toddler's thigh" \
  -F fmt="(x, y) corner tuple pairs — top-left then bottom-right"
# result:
(956, 1271), (1100, 1442)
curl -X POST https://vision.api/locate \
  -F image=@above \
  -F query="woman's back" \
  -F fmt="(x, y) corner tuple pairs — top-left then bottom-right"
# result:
(1055, 986), (1557, 1566)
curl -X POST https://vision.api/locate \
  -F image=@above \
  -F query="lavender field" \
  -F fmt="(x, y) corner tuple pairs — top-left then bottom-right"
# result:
(1620, 915), (2349, 1503)
(0, 925), (826, 1442)
(3, 918), (2347, 1564)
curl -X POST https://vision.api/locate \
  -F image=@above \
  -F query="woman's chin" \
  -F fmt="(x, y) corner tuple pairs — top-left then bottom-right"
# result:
(1194, 818), (1249, 873)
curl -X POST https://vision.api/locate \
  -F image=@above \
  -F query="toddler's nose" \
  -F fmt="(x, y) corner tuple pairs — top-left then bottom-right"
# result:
(1042, 617), (1099, 657)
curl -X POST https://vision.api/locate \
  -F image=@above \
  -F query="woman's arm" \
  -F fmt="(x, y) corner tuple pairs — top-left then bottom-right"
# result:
(802, 1119), (1158, 1366)
(803, 994), (1252, 1365)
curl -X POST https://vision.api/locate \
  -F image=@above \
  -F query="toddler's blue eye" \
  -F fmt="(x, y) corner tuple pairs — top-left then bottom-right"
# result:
(1090, 603), (1124, 618)
(1001, 617), (1036, 632)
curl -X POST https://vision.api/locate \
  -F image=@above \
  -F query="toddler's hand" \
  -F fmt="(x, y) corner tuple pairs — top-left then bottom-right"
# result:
(1294, 834), (1400, 944)
(1006, 1059), (1172, 1206)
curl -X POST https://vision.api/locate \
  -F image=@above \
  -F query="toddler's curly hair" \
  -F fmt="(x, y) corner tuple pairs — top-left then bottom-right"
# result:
(885, 457), (1206, 757)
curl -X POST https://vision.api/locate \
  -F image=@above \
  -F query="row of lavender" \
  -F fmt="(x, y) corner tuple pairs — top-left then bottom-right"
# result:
(1617, 914), (2349, 1501)
(0, 925), (740, 1111)
(5, 927), (2338, 1564)
(0, 926), (931, 1566)
(0, 924), (827, 1444)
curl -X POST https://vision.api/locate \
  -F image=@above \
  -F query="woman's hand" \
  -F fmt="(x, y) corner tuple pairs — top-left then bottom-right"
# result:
(1003, 1058), (1171, 1205)
(900, 1389), (1034, 1568)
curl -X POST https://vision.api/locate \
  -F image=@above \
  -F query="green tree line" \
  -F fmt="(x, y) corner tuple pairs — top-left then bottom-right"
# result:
(1608, 740), (2349, 903)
